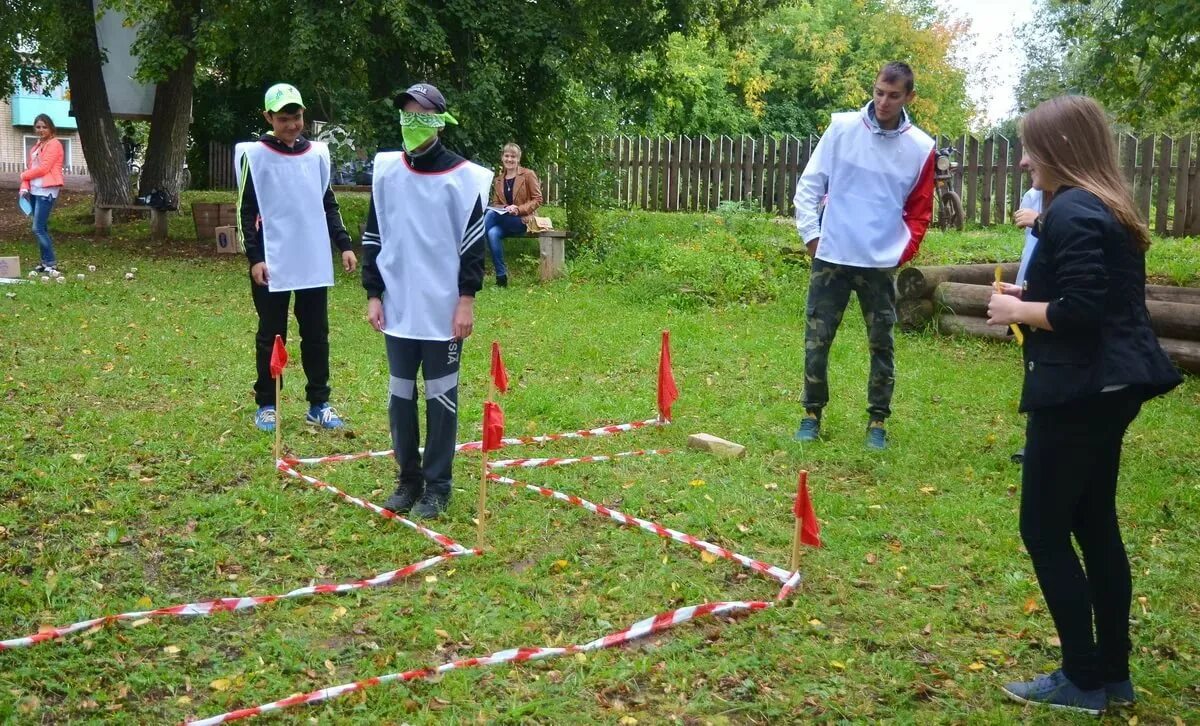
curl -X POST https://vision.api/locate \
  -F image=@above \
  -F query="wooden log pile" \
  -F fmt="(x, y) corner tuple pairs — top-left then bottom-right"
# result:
(897, 263), (1200, 374)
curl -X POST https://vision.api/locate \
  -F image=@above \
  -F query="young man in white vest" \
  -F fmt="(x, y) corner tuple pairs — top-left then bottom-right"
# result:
(235, 83), (357, 433)
(361, 83), (492, 519)
(792, 61), (935, 450)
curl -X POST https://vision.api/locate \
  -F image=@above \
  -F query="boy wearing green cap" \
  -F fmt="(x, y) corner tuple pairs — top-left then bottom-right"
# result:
(361, 83), (492, 519)
(236, 83), (357, 433)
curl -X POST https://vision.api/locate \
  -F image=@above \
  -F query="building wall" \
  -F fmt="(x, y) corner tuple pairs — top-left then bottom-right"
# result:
(0, 98), (90, 176)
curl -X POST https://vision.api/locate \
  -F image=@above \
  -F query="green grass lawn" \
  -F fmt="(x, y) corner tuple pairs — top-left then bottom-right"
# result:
(1, 196), (1198, 724)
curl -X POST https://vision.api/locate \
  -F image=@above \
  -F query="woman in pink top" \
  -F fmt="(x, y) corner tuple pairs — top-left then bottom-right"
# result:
(20, 114), (66, 273)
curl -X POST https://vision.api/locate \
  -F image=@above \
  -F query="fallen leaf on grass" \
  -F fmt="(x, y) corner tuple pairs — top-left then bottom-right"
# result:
(325, 659), (336, 675)
(829, 660), (846, 670)
(176, 696), (192, 705)
(330, 606), (347, 621)
(919, 486), (936, 494)
(434, 629), (451, 640)
(967, 662), (986, 671)
(129, 618), (151, 628)
(619, 717), (639, 725)
(1023, 598), (1041, 615)
(864, 553), (878, 565)
(162, 645), (181, 655)
(700, 551), (718, 564)
(553, 560), (569, 571)
(136, 596), (153, 608)
(209, 678), (231, 691)
(689, 479), (705, 487)
(424, 575), (438, 584)
(764, 482), (778, 490)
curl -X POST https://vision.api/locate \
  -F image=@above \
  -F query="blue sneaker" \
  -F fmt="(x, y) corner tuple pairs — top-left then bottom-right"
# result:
(1002, 670), (1105, 716)
(1105, 679), (1135, 706)
(793, 414), (821, 442)
(306, 402), (345, 430)
(865, 421), (887, 450)
(254, 405), (276, 432)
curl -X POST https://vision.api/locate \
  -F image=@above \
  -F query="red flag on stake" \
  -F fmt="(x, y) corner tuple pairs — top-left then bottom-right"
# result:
(269, 335), (288, 379)
(482, 401), (505, 452)
(490, 341), (508, 394)
(795, 471), (822, 548)
(657, 330), (678, 422)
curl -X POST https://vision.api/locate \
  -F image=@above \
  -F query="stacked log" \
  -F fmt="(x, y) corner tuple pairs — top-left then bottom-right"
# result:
(897, 263), (1200, 374)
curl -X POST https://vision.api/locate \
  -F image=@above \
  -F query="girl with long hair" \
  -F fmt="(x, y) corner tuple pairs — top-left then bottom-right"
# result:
(20, 113), (66, 273)
(987, 95), (1181, 715)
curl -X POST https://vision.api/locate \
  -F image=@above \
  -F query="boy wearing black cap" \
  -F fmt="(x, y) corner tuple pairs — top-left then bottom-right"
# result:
(361, 83), (493, 519)
(236, 83), (357, 433)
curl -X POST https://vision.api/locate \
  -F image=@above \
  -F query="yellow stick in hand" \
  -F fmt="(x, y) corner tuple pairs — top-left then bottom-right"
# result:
(995, 265), (1025, 345)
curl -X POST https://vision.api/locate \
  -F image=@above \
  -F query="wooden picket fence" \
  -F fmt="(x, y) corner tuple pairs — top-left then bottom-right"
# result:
(209, 133), (1200, 236)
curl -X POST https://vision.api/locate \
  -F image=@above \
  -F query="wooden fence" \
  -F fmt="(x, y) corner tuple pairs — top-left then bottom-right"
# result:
(209, 133), (1200, 236)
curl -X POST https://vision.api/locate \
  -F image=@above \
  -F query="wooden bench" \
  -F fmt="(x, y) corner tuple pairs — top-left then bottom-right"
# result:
(530, 229), (572, 281)
(95, 204), (169, 240)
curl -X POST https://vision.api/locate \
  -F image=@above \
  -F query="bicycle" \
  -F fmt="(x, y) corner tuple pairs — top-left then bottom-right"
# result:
(934, 146), (964, 231)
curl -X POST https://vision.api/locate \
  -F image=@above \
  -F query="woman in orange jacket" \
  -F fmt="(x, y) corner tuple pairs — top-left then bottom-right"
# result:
(20, 114), (66, 273)
(483, 143), (542, 287)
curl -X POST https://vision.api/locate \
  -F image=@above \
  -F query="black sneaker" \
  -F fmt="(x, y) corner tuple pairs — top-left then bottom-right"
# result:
(496, 274), (508, 288)
(413, 490), (449, 519)
(382, 480), (423, 514)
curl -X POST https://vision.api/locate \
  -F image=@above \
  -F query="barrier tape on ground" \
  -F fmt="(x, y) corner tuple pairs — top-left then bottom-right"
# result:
(187, 599), (769, 725)
(286, 418), (667, 467)
(0, 552), (471, 652)
(776, 570), (803, 601)
(487, 449), (671, 470)
(277, 461), (467, 554)
(491, 474), (792, 584)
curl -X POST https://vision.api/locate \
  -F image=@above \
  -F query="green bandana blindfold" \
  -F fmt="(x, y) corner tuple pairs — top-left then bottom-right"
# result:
(400, 111), (457, 151)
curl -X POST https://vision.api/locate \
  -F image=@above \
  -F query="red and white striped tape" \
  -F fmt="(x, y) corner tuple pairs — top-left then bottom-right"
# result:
(286, 418), (667, 467)
(277, 461), (466, 554)
(0, 552), (470, 651)
(776, 570), (803, 601)
(491, 474), (792, 584)
(187, 599), (769, 725)
(487, 449), (670, 470)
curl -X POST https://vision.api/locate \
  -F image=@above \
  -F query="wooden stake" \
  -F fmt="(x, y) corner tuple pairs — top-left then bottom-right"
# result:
(476, 379), (496, 550)
(273, 375), (282, 464)
(790, 517), (804, 571)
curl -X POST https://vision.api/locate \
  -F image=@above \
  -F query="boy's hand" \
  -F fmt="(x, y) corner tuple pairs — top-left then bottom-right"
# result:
(342, 250), (358, 273)
(367, 297), (385, 332)
(986, 292), (1023, 326)
(452, 296), (474, 340)
(1014, 208), (1039, 229)
(251, 262), (269, 286)
(806, 237), (819, 257)
(996, 282), (1023, 298)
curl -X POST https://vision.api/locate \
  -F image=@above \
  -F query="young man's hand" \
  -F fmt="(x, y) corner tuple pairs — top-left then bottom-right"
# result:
(367, 297), (385, 332)
(806, 237), (819, 257)
(452, 296), (474, 340)
(342, 250), (358, 273)
(250, 262), (270, 286)
(1013, 209), (1039, 229)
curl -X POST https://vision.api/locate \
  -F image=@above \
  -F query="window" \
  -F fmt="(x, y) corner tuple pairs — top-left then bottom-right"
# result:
(24, 136), (73, 173)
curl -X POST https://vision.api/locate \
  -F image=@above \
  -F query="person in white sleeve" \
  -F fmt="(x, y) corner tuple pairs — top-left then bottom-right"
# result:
(235, 83), (357, 433)
(792, 61), (936, 450)
(361, 83), (492, 520)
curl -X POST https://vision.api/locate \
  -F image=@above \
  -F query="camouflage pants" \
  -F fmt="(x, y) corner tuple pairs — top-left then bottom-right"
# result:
(803, 259), (897, 420)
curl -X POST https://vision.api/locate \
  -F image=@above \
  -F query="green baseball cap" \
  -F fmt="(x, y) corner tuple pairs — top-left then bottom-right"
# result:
(264, 83), (305, 112)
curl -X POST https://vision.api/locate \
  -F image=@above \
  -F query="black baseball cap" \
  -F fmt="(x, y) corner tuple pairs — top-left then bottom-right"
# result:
(398, 83), (447, 112)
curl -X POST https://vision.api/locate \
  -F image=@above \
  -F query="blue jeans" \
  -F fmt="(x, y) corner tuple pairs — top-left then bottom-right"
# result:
(483, 209), (526, 279)
(31, 193), (57, 266)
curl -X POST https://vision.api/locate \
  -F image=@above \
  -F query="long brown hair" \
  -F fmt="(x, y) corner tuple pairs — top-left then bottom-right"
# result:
(1020, 95), (1151, 251)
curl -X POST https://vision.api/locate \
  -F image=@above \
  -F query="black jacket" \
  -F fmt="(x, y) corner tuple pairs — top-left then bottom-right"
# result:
(360, 138), (485, 299)
(238, 133), (353, 267)
(1018, 186), (1182, 412)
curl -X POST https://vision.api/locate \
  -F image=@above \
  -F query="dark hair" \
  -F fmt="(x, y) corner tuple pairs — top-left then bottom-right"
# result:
(269, 103), (303, 116)
(33, 113), (56, 134)
(878, 61), (914, 93)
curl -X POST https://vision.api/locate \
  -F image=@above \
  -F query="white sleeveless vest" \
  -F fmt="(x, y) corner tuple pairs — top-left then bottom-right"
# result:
(372, 151), (493, 340)
(234, 140), (335, 292)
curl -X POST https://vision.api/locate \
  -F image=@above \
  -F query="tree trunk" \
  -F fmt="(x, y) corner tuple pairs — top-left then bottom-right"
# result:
(897, 263), (1019, 300)
(897, 298), (934, 331)
(1146, 284), (1200, 305)
(64, 1), (130, 206)
(137, 1), (198, 203)
(933, 282), (1200, 341)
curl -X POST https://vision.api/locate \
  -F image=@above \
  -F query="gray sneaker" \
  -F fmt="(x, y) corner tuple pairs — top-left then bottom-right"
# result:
(382, 479), (423, 514)
(413, 490), (449, 520)
(1002, 670), (1105, 716)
